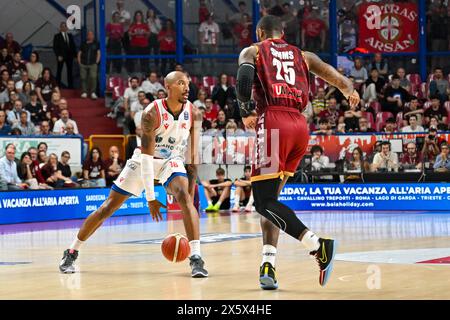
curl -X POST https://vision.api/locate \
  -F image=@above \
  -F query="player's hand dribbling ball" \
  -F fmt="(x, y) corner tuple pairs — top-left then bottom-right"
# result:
(161, 233), (191, 262)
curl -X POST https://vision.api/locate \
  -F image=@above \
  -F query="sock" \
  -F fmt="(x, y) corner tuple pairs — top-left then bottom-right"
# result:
(207, 200), (212, 206)
(301, 231), (320, 251)
(216, 201), (222, 207)
(69, 237), (84, 252)
(189, 240), (201, 257)
(261, 244), (277, 266)
(246, 194), (254, 208)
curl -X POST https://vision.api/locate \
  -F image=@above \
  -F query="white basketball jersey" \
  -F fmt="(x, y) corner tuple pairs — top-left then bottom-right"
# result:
(144, 99), (193, 161)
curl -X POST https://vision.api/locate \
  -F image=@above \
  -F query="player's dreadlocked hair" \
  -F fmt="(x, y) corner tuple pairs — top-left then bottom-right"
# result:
(256, 15), (283, 34)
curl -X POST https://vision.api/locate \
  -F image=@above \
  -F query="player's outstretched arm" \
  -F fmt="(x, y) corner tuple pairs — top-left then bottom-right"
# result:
(304, 51), (360, 108)
(187, 106), (203, 199)
(141, 106), (165, 221)
(237, 46), (258, 128)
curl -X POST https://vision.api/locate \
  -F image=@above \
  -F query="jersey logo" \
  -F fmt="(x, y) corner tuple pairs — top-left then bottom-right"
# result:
(164, 124), (169, 130)
(168, 137), (176, 144)
(181, 123), (187, 129)
(184, 112), (189, 121)
(163, 113), (168, 121)
(159, 149), (172, 158)
(155, 136), (163, 143)
(272, 83), (304, 104)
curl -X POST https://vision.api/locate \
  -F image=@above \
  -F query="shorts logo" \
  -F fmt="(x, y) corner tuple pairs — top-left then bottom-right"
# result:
(127, 162), (137, 171)
(168, 137), (176, 144)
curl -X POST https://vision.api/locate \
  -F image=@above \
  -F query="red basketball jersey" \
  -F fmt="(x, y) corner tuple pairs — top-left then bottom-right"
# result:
(252, 38), (310, 113)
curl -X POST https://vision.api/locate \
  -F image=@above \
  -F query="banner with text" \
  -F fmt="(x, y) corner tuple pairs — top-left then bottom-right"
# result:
(358, 3), (419, 53)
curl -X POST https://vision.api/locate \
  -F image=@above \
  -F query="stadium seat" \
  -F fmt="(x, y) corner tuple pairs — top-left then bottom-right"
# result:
(375, 112), (394, 131)
(107, 76), (122, 92)
(202, 76), (218, 95)
(362, 112), (375, 129)
(369, 101), (382, 113)
(407, 74), (421, 86)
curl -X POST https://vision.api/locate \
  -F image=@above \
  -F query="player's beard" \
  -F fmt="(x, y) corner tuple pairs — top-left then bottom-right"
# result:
(178, 97), (187, 104)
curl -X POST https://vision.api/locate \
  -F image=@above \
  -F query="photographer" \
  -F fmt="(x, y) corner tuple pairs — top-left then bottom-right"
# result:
(371, 141), (399, 172)
(433, 142), (450, 172)
(421, 128), (440, 167)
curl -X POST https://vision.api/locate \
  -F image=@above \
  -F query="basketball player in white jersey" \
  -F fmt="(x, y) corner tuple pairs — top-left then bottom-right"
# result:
(59, 71), (208, 278)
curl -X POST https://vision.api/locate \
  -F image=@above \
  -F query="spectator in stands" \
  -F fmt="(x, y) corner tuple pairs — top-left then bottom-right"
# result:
(422, 127), (440, 167)
(202, 167), (232, 212)
(344, 103), (362, 132)
(53, 109), (79, 135)
(198, 0), (210, 24)
(130, 91), (147, 121)
(53, 22), (77, 88)
(0, 48), (12, 66)
(231, 165), (254, 212)
(106, 12), (124, 74)
(0, 79), (15, 105)
(184, 71), (198, 102)
(18, 151), (50, 189)
(128, 10), (150, 74)
(28, 147), (38, 162)
(3, 90), (18, 112)
(363, 68), (385, 103)
(58, 151), (75, 181)
(158, 19), (176, 77)
(344, 147), (370, 182)
(227, 1), (249, 26)
(193, 89), (207, 110)
(156, 89), (167, 99)
(368, 53), (388, 79)
(310, 145), (331, 173)
(223, 98), (242, 124)
(382, 74), (411, 116)
(41, 153), (74, 188)
(0, 144), (27, 190)
(141, 72), (164, 98)
(0, 69), (10, 91)
(9, 127), (21, 135)
(78, 31), (100, 100)
(147, 9), (161, 71)
(350, 57), (368, 83)
(7, 100), (30, 127)
(112, 0), (131, 26)
(403, 97), (423, 126)
(339, 19), (357, 53)
(433, 142), (450, 172)
(301, 6), (326, 52)
(82, 147), (106, 188)
(429, 67), (450, 104)
(39, 121), (52, 136)
(0, 110), (11, 135)
(17, 71), (33, 93)
(18, 82), (32, 106)
(424, 95), (448, 127)
(233, 13), (253, 50)
(104, 145), (125, 186)
(401, 114), (425, 133)
(212, 74), (236, 109)
(312, 87), (327, 115)
(211, 109), (227, 130)
(25, 91), (44, 124)
(46, 92), (62, 123)
(7, 52), (26, 81)
(317, 98), (343, 129)
(38, 142), (48, 154)
(123, 77), (142, 113)
(313, 118), (332, 135)
(199, 14), (220, 75)
(35, 68), (59, 105)
(382, 117), (396, 133)
(401, 142), (423, 171)
(396, 67), (411, 92)
(37, 150), (47, 168)
(65, 122), (77, 136)
(280, 3), (298, 45)
(2, 33), (21, 55)
(12, 111), (35, 135)
(203, 97), (218, 122)
(371, 141), (399, 172)
(26, 51), (43, 82)
(357, 117), (376, 133)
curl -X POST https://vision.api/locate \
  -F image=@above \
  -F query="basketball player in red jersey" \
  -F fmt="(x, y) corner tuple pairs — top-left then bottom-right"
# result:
(59, 72), (208, 278)
(236, 15), (360, 289)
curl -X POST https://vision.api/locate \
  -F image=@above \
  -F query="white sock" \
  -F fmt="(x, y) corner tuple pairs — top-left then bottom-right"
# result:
(216, 201), (222, 207)
(261, 244), (277, 266)
(246, 194), (254, 208)
(70, 237), (84, 252)
(301, 231), (320, 251)
(207, 200), (212, 206)
(189, 240), (201, 257)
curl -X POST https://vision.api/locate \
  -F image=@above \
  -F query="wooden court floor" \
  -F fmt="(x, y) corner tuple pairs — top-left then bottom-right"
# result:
(0, 211), (449, 300)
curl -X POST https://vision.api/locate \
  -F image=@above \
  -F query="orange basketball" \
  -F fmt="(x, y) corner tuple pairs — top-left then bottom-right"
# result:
(161, 233), (191, 262)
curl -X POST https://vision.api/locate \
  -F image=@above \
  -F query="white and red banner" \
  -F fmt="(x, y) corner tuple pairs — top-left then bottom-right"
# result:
(358, 3), (419, 53)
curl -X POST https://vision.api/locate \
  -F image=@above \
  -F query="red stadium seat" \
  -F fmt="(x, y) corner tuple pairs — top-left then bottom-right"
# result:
(202, 76), (218, 95)
(107, 76), (122, 92)
(369, 101), (382, 113)
(407, 74), (421, 86)
(362, 112), (375, 129)
(375, 112), (394, 131)
(190, 76), (201, 87)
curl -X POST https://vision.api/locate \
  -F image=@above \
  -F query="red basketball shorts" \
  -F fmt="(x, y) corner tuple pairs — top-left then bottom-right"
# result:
(251, 106), (309, 182)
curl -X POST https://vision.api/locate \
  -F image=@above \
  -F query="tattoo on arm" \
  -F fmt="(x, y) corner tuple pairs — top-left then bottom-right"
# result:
(141, 107), (157, 155)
